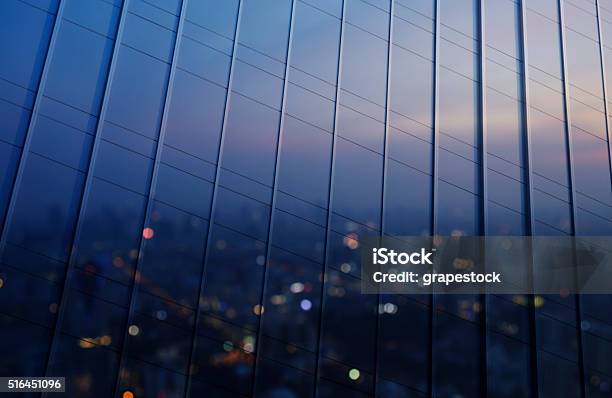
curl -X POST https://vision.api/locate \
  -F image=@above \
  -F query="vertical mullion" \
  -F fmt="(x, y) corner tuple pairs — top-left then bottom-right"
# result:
(518, 0), (540, 397)
(183, 1), (243, 395)
(478, 0), (488, 396)
(557, 1), (586, 397)
(43, 0), (131, 378)
(373, 1), (394, 396)
(0, 0), (66, 248)
(312, 0), (346, 396)
(111, 1), (189, 396)
(479, 0), (488, 237)
(428, 0), (440, 396)
(595, 0), (612, 190)
(251, 0), (297, 393)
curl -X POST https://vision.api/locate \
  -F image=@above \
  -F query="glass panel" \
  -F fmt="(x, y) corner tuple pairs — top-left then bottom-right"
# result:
(238, 0), (292, 62)
(221, 94), (281, 186)
(277, 116), (332, 208)
(341, 24), (389, 106)
(332, 138), (383, 229)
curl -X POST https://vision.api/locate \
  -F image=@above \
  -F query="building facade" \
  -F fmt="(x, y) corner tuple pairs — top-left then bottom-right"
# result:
(1, 0), (612, 397)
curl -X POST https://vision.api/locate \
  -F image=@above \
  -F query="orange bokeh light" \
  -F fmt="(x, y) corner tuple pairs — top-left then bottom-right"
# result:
(142, 227), (154, 240)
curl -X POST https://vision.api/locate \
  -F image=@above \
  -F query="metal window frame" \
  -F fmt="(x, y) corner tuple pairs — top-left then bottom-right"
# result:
(312, 0), (347, 395)
(557, 1), (587, 397)
(0, 0), (67, 249)
(595, 0), (612, 200)
(250, 0), (297, 393)
(183, 1), (245, 395)
(373, 0), (395, 396)
(518, 1), (541, 397)
(110, 1), (191, 396)
(428, 0), (441, 395)
(41, 0), (132, 380)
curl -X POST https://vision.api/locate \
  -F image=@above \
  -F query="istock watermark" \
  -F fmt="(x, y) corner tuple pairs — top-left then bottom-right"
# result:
(371, 247), (434, 265)
(361, 236), (612, 295)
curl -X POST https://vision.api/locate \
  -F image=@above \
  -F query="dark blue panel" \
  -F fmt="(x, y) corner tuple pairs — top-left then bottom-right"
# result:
(137, 200), (208, 308)
(291, 1), (341, 83)
(105, 46), (170, 138)
(239, 0), (292, 62)
(320, 269), (377, 371)
(277, 116), (332, 208)
(221, 93), (281, 186)
(29, 115), (93, 171)
(0, 143), (21, 227)
(47, 333), (119, 398)
(63, 0), (121, 38)
(261, 247), (322, 350)
(332, 138), (383, 229)
(0, 0), (610, 395)
(0, 0), (56, 89)
(7, 153), (84, 261)
(75, 178), (147, 284)
(44, 22), (115, 114)
(201, 224), (266, 329)
(186, 0), (239, 39)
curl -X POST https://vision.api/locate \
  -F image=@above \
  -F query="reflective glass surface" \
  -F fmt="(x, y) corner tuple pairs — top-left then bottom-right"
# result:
(0, 0), (611, 397)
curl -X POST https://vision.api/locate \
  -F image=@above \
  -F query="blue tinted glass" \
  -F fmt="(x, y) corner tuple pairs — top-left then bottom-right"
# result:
(384, 159), (431, 236)
(238, 0), (292, 62)
(255, 359), (314, 397)
(186, 0), (239, 39)
(485, 0), (520, 59)
(7, 154), (84, 261)
(104, 46), (170, 138)
(337, 105), (385, 153)
(200, 224), (266, 328)
(390, 47), (434, 127)
(341, 24), (389, 106)
(272, 210), (325, 262)
(47, 334), (118, 397)
(439, 67), (478, 146)
(261, 247), (322, 349)
(571, 130), (612, 202)
(393, 11), (434, 59)
(177, 34), (232, 86)
(117, 356), (186, 397)
(213, 187), (270, 241)
(137, 201), (208, 308)
(277, 116), (332, 207)
(0, 144), (20, 227)
(486, 332), (531, 397)
(433, 311), (481, 397)
(378, 296), (429, 391)
(527, 9), (563, 79)
(122, 12), (176, 62)
(486, 88), (523, 165)
(529, 107), (570, 186)
(291, 1), (341, 83)
(437, 181), (479, 235)
(440, 0), (477, 37)
(285, 82), (335, 132)
(221, 93), (281, 186)
(0, 0), (55, 89)
(346, 0), (390, 39)
(320, 269), (377, 370)
(332, 138), (383, 229)
(232, 60), (284, 109)
(164, 69), (227, 164)
(75, 179), (147, 284)
(45, 22), (115, 114)
(1, 0), (612, 396)
(190, 333), (254, 395)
